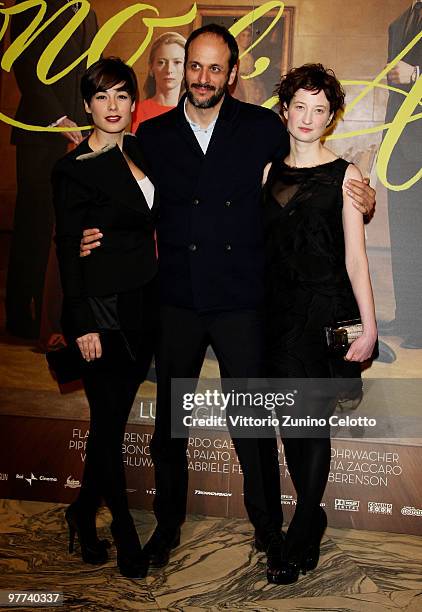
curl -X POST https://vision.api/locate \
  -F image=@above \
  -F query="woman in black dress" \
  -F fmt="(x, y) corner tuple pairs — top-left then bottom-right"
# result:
(263, 64), (377, 583)
(53, 58), (157, 578)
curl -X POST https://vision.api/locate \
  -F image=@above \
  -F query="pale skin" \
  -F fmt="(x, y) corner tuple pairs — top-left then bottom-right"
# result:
(76, 82), (146, 362)
(184, 32), (237, 127)
(150, 42), (185, 107)
(387, 60), (416, 85)
(61, 116), (83, 145)
(265, 87), (377, 361)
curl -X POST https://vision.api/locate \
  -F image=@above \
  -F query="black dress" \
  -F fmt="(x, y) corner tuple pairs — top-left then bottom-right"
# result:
(263, 157), (361, 558)
(263, 157), (361, 380)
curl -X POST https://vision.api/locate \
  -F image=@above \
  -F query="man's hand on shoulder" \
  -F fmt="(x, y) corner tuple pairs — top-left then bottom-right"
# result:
(80, 228), (103, 257)
(60, 117), (84, 145)
(344, 177), (376, 220)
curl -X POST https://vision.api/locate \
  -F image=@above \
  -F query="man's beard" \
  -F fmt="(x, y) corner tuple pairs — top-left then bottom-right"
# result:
(186, 80), (228, 109)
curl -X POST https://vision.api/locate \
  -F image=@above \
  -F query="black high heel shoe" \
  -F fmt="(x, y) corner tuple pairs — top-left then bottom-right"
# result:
(65, 504), (110, 565)
(303, 507), (327, 572)
(111, 519), (149, 578)
(267, 556), (307, 584)
(267, 529), (308, 584)
(265, 532), (285, 583)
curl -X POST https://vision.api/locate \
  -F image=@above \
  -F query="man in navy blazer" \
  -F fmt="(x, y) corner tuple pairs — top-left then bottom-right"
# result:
(82, 24), (376, 573)
(137, 25), (287, 570)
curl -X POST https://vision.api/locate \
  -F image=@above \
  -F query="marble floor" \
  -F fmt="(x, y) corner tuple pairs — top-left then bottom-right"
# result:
(0, 499), (421, 612)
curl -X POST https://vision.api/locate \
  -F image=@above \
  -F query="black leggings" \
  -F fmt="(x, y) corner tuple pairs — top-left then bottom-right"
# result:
(75, 335), (153, 524)
(282, 436), (330, 550)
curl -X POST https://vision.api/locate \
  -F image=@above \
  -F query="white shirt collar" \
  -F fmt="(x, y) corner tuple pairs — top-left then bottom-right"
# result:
(184, 98), (219, 133)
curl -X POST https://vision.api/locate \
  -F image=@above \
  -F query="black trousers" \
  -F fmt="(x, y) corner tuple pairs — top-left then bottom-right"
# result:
(6, 142), (67, 338)
(76, 327), (155, 520)
(150, 305), (282, 538)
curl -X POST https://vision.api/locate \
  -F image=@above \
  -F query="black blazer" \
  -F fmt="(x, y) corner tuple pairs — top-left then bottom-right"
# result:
(11, 0), (98, 146)
(385, 5), (422, 161)
(136, 94), (289, 312)
(52, 134), (158, 338)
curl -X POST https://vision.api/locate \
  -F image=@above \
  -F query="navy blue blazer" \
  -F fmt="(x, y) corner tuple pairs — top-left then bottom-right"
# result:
(136, 94), (289, 312)
(52, 134), (158, 338)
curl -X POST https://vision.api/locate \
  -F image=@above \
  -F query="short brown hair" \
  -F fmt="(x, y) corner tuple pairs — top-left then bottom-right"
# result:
(81, 57), (138, 104)
(276, 63), (345, 125)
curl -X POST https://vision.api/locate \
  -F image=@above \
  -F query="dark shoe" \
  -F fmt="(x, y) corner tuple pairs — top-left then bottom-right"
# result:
(303, 507), (327, 572)
(265, 532), (285, 582)
(117, 550), (149, 578)
(378, 319), (402, 336)
(143, 527), (181, 568)
(65, 504), (109, 565)
(401, 335), (422, 349)
(375, 340), (396, 363)
(267, 557), (305, 584)
(111, 517), (149, 578)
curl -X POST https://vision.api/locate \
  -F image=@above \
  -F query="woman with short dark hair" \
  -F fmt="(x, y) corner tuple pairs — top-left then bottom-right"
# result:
(263, 63), (377, 584)
(53, 57), (157, 578)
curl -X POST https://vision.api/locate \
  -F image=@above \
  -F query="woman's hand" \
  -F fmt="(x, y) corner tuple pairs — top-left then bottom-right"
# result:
(345, 332), (377, 362)
(76, 333), (102, 361)
(80, 228), (103, 257)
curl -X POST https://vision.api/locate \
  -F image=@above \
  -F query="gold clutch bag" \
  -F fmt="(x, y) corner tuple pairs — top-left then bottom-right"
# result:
(324, 318), (363, 354)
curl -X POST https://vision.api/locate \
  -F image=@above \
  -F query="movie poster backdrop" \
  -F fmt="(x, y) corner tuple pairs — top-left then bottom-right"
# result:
(0, 0), (421, 535)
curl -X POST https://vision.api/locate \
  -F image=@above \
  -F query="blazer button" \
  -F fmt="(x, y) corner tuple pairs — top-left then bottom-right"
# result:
(225, 244), (232, 252)
(225, 200), (231, 207)
(189, 243), (197, 252)
(193, 198), (200, 206)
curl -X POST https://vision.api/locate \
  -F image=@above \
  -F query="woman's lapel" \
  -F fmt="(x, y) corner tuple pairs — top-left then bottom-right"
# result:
(74, 135), (156, 215)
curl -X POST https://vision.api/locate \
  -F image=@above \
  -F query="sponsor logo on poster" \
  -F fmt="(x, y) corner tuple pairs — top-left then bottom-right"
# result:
(335, 498), (360, 512)
(194, 489), (232, 497)
(401, 506), (422, 517)
(15, 473), (57, 486)
(146, 488), (156, 495)
(64, 476), (81, 489)
(280, 494), (296, 506)
(0, 473), (8, 481)
(368, 501), (393, 515)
